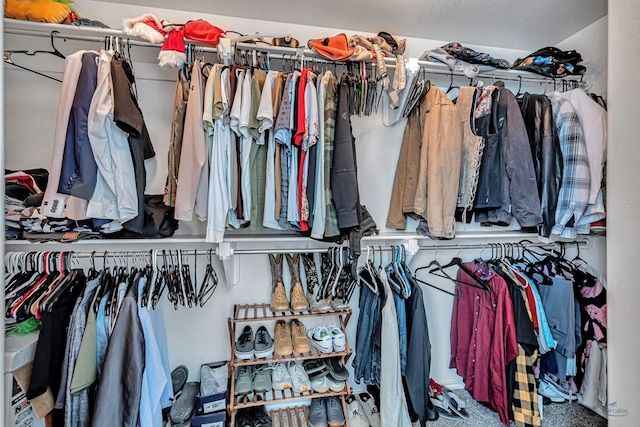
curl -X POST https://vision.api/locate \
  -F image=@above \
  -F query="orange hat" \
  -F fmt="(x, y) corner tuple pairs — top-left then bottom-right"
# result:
(308, 34), (353, 61)
(183, 20), (225, 47)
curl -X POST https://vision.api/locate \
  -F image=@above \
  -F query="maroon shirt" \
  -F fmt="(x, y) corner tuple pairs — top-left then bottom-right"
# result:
(450, 262), (518, 425)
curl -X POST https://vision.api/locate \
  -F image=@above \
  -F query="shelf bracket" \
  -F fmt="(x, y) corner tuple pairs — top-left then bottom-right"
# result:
(216, 242), (240, 287)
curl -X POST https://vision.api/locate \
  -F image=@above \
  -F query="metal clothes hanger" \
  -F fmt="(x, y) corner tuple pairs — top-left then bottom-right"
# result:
(197, 249), (219, 307)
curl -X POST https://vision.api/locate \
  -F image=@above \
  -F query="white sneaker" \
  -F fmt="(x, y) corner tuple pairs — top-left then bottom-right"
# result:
(537, 380), (566, 403)
(287, 361), (311, 393)
(271, 362), (292, 391)
(326, 374), (345, 392)
(307, 326), (334, 354)
(310, 373), (329, 393)
(346, 394), (369, 427)
(327, 324), (346, 352)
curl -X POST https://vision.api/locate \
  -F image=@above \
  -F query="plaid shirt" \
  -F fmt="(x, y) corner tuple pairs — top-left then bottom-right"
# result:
(550, 93), (590, 239)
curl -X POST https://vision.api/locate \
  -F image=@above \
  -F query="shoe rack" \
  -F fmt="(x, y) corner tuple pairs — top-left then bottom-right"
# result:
(228, 303), (353, 426)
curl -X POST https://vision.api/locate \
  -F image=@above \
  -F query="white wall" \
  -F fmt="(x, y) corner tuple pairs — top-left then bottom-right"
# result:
(558, 16), (608, 95)
(606, 0), (640, 424)
(2, 0), (610, 400)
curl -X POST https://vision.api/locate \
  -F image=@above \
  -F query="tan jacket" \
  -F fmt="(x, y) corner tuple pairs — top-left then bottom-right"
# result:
(387, 87), (463, 238)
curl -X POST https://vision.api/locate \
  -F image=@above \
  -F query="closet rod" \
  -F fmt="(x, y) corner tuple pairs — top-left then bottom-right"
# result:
(6, 27), (585, 87)
(4, 240), (584, 259)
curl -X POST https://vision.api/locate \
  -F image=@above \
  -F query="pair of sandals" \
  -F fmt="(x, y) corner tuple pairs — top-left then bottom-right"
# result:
(429, 378), (469, 420)
(168, 365), (200, 427)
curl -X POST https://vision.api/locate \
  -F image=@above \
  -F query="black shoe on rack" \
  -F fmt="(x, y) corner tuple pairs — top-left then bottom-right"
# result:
(236, 408), (252, 427)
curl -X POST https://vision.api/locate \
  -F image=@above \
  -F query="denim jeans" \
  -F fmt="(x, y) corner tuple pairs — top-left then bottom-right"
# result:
(393, 292), (407, 375)
(353, 284), (381, 385)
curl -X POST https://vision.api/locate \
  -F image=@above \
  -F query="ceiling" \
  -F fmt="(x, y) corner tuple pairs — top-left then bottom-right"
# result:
(105, 0), (607, 50)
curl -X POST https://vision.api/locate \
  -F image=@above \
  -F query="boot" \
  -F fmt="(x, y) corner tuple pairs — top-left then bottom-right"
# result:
(301, 253), (331, 313)
(285, 253), (309, 311)
(269, 254), (289, 312)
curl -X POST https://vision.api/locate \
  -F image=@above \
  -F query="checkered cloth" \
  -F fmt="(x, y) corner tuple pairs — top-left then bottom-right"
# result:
(550, 93), (591, 239)
(513, 345), (541, 427)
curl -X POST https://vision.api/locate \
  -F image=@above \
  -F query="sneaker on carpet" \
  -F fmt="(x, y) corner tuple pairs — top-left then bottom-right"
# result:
(287, 360), (311, 393)
(307, 326), (334, 354)
(254, 326), (274, 359)
(274, 320), (293, 356)
(346, 394), (369, 427)
(309, 398), (328, 427)
(271, 362), (292, 391)
(235, 325), (254, 360)
(357, 392), (380, 427)
(537, 380), (566, 403)
(234, 366), (253, 396)
(290, 319), (312, 353)
(543, 377), (577, 401)
(326, 396), (345, 426)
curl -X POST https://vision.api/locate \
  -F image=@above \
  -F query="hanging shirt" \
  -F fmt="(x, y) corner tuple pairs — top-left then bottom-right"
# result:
(86, 50), (138, 232)
(295, 69), (310, 231)
(92, 275), (145, 427)
(259, 70), (286, 230)
(230, 67), (246, 221)
(249, 69), (267, 231)
(175, 59), (209, 222)
(137, 277), (172, 427)
(60, 276), (100, 427)
(323, 72), (340, 238)
(310, 73), (328, 239)
(111, 56), (155, 235)
(379, 267), (413, 427)
(550, 92), (591, 239)
(274, 73), (293, 230)
(560, 89), (607, 230)
(272, 73), (285, 221)
(302, 73), (319, 227)
(164, 70), (190, 207)
(238, 68), (253, 221)
(207, 66), (237, 243)
(287, 71), (302, 226)
(450, 262), (518, 425)
(41, 51), (92, 220)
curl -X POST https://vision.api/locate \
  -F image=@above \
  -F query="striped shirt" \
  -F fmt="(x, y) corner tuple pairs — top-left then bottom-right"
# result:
(550, 92), (591, 239)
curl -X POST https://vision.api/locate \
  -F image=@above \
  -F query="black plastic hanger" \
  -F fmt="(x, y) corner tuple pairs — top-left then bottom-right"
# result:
(426, 257), (491, 292)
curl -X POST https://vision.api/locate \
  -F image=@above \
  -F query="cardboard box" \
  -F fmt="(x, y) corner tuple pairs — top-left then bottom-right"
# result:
(4, 374), (45, 427)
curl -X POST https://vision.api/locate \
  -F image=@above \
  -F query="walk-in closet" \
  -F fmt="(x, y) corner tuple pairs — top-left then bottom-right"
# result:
(3, 1), (638, 426)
